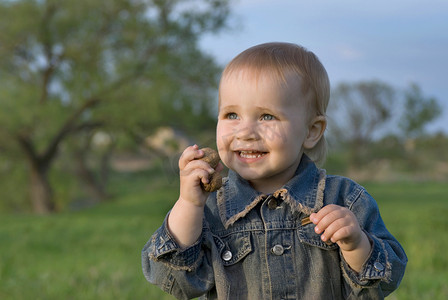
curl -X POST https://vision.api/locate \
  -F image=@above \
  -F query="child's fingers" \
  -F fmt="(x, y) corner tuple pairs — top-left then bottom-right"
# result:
(311, 205), (360, 243)
(320, 220), (354, 243)
(187, 167), (212, 185)
(310, 205), (343, 233)
(327, 225), (356, 243)
(310, 204), (336, 223)
(179, 159), (215, 179)
(179, 167), (212, 195)
(179, 145), (204, 170)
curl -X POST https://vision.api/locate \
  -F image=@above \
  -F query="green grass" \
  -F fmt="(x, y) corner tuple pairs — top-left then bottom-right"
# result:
(0, 174), (447, 299)
(0, 170), (179, 300)
(364, 181), (448, 299)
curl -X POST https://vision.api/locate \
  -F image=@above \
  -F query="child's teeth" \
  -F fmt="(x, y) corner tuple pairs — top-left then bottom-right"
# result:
(240, 151), (264, 158)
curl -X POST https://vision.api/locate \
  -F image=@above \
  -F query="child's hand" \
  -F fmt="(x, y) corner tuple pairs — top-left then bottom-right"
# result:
(310, 204), (364, 251)
(178, 145), (218, 207)
(167, 145), (221, 248)
(310, 205), (372, 272)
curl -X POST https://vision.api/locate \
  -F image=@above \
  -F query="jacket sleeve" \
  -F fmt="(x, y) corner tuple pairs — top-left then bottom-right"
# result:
(141, 213), (215, 300)
(340, 186), (408, 298)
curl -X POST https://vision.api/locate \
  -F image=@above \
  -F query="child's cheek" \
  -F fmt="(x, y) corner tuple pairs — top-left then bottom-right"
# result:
(216, 124), (232, 165)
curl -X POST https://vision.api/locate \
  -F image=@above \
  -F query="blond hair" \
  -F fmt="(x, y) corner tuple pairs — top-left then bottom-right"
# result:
(219, 42), (330, 163)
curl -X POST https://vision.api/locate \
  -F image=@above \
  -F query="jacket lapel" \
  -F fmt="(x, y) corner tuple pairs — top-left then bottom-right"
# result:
(217, 155), (326, 229)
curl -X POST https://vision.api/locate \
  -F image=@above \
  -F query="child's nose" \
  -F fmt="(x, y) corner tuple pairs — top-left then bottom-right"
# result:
(235, 122), (259, 141)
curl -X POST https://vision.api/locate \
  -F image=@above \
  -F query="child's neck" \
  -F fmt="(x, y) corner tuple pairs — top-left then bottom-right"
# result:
(250, 178), (287, 195)
(249, 157), (302, 195)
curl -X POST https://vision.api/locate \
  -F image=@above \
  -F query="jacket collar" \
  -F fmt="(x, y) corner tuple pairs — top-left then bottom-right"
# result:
(217, 155), (326, 228)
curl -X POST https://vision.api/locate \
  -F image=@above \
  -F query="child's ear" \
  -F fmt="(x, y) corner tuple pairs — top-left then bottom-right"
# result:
(304, 116), (327, 149)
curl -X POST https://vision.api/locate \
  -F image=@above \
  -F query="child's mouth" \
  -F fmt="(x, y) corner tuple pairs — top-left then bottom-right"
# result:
(238, 150), (267, 159)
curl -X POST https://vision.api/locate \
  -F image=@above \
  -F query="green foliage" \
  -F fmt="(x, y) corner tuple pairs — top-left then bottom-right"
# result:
(330, 80), (395, 144)
(0, 0), (228, 137)
(0, 0), (231, 212)
(329, 80), (396, 166)
(327, 81), (443, 169)
(399, 83), (442, 138)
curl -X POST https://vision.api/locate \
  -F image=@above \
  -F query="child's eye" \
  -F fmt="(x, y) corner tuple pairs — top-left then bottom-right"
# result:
(227, 113), (239, 120)
(261, 114), (275, 121)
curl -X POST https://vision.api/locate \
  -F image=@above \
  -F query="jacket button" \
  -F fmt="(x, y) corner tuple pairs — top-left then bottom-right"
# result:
(267, 198), (279, 209)
(374, 262), (385, 272)
(271, 244), (284, 256)
(222, 250), (233, 261)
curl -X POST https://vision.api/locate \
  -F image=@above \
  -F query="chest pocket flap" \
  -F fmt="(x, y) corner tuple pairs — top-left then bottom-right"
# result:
(214, 232), (252, 266)
(298, 223), (339, 251)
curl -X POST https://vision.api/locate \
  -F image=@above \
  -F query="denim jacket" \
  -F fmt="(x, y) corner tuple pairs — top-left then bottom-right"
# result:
(142, 155), (407, 299)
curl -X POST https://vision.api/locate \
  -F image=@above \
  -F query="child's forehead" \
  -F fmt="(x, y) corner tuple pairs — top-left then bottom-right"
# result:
(221, 67), (301, 88)
(219, 67), (312, 111)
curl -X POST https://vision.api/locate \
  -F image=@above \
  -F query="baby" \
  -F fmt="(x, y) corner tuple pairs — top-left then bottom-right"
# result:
(142, 42), (407, 299)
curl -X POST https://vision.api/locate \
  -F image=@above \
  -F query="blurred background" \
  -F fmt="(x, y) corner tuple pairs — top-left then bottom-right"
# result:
(0, 0), (447, 299)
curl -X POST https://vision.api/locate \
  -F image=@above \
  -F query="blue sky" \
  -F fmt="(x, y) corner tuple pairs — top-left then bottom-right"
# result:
(200, 0), (448, 134)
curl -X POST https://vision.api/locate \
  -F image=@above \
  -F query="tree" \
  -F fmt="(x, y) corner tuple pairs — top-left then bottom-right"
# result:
(329, 81), (395, 164)
(399, 83), (442, 139)
(0, 0), (231, 213)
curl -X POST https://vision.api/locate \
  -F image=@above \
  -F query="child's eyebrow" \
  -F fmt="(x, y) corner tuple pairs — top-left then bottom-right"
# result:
(254, 105), (276, 112)
(254, 106), (285, 117)
(219, 105), (239, 112)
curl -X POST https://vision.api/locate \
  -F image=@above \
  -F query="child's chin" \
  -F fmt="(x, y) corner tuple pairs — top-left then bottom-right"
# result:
(235, 169), (265, 182)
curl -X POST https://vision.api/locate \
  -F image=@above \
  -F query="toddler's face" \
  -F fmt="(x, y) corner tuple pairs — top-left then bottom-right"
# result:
(217, 69), (314, 193)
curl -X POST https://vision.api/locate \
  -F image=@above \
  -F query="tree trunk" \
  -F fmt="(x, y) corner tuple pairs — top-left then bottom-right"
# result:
(29, 164), (55, 214)
(17, 135), (56, 214)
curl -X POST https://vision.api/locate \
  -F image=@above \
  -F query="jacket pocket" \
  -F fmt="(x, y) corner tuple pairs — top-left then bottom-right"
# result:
(296, 223), (342, 299)
(212, 232), (253, 299)
(214, 232), (252, 266)
(297, 222), (339, 251)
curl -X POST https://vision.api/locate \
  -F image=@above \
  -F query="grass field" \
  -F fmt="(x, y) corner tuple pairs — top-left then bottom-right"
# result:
(0, 170), (447, 299)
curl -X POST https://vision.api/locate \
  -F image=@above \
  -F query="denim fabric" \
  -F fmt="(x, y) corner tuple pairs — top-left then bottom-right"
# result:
(142, 155), (407, 299)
